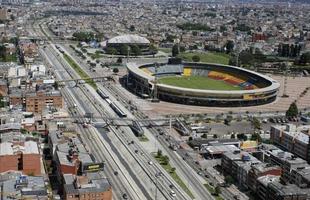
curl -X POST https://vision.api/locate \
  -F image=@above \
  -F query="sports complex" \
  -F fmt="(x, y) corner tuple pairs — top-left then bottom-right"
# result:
(126, 61), (280, 107)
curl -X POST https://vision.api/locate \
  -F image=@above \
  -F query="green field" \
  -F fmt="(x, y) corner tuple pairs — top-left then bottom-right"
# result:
(159, 76), (242, 90)
(178, 52), (230, 65)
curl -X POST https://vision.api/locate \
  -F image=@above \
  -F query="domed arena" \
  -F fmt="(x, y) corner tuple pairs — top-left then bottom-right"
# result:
(106, 34), (153, 55)
(126, 62), (280, 107)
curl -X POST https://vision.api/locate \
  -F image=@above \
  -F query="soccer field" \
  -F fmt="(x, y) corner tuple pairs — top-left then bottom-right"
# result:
(158, 76), (243, 90)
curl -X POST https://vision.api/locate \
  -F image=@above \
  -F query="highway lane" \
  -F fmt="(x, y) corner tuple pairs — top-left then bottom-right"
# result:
(40, 45), (150, 200)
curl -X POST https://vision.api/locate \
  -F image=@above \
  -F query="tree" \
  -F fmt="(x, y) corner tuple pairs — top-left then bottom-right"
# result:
(20, 128), (28, 134)
(0, 95), (5, 108)
(201, 133), (208, 139)
(72, 31), (95, 42)
(224, 175), (234, 185)
(251, 132), (262, 143)
(213, 134), (218, 139)
(192, 55), (200, 62)
(149, 44), (158, 55)
(120, 44), (129, 55)
(129, 25), (135, 32)
(53, 81), (59, 90)
(106, 47), (117, 55)
(162, 155), (170, 165)
(286, 102), (299, 117)
(252, 117), (261, 130)
(157, 149), (162, 157)
(165, 34), (176, 43)
(214, 186), (221, 195)
(0, 45), (6, 59)
(113, 68), (119, 74)
(237, 133), (247, 141)
(225, 40), (234, 54)
(131, 45), (141, 56)
(230, 134), (235, 139)
(300, 52), (310, 65)
(239, 50), (255, 66)
(220, 25), (227, 32)
(170, 167), (176, 173)
(116, 57), (122, 64)
(172, 44), (179, 57)
(180, 46), (186, 53)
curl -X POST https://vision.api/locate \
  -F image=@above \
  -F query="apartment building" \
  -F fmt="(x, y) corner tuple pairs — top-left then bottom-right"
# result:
(270, 124), (310, 162)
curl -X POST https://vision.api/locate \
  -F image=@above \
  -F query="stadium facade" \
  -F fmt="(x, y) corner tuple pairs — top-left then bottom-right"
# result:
(126, 62), (280, 107)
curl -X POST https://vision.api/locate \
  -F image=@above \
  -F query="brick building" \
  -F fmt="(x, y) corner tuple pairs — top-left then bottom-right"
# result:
(25, 90), (63, 113)
(0, 141), (41, 175)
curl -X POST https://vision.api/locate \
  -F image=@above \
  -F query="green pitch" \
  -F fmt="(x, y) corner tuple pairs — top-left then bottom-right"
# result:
(158, 76), (243, 90)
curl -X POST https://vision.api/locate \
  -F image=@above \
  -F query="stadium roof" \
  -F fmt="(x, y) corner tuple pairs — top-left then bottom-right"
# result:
(108, 34), (150, 44)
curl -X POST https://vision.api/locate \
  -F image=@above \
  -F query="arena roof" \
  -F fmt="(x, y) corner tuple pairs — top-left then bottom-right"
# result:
(108, 34), (150, 44)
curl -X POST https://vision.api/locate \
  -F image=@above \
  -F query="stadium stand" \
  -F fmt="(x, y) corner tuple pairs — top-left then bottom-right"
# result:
(183, 68), (192, 76)
(142, 64), (260, 90)
(147, 64), (183, 75)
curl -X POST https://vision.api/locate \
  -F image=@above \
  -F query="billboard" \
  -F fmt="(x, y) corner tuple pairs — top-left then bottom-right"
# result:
(82, 162), (104, 172)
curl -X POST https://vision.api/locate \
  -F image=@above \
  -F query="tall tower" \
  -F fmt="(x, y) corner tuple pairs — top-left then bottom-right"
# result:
(152, 62), (159, 102)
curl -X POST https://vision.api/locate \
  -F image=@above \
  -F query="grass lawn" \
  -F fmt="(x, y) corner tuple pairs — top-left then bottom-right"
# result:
(0, 54), (18, 62)
(159, 76), (242, 90)
(138, 135), (149, 142)
(178, 52), (230, 65)
(154, 155), (195, 199)
(63, 53), (97, 89)
(88, 52), (104, 60)
(159, 48), (172, 54)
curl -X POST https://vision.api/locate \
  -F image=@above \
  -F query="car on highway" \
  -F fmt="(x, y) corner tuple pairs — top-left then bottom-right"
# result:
(233, 195), (240, 200)
(122, 193), (128, 199)
(170, 190), (176, 197)
(148, 161), (153, 165)
(114, 171), (118, 176)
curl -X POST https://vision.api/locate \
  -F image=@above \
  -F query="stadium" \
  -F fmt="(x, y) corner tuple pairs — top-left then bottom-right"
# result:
(126, 61), (280, 107)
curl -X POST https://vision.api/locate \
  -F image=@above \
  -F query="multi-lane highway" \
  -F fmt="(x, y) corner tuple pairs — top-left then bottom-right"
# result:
(36, 21), (194, 199)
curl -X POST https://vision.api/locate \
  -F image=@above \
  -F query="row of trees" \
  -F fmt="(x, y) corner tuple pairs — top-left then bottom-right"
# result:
(0, 45), (17, 62)
(278, 43), (302, 58)
(298, 52), (310, 65)
(72, 31), (104, 42)
(176, 22), (213, 31)
(106, 44), (157, 56)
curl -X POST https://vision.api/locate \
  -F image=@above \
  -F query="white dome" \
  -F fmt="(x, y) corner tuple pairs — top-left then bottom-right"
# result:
(108, 34), (150, 44)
